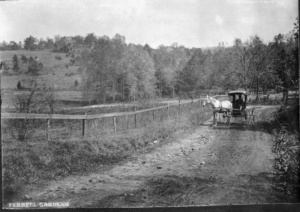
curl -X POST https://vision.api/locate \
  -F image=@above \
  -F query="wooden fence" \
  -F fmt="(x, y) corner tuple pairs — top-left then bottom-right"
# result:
(1, 98), (205, 141)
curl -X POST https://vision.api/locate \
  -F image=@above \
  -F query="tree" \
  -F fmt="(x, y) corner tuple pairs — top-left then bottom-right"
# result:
(53, 36), (72, 53)
(72, 35), (84, 47)
(143, 43), (152, 56)
(227, 36), (276, 97)
(24, 35), (38, 50)
(45, 37), (54, 49)
(74, 80), (79, 88)
(228, 38), (250, 90)
(18, 41), (23, 49)
(153, 46), (174, 98)
(54, 35), (61, 45)
(17, 81), (22, 90)
(84, 33), (97, 46)
(9, 41), (20, 50)
(178, 48), (207, 99)
(9, 58), (55, 141)
(0, 41), (8, 50)
(21, 55), (27, 63)
(81, 37), (112, 103)
(246, 36), (275, 97)
(12, 55), (20, 72)
(28, 58), (42, 76)
(28, 56), (34, 64)
(37, 38), (47, 50)
(152, 45), (189, 98)
(1, 62), (10, 74)
(81, 34), (129, 103)
(270, 30), (299, 103)
(293, 16), (299, 41)
(120, 44), (156, 101)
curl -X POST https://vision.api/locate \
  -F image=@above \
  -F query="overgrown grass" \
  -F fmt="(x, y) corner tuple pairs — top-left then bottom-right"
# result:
(271, 127), (299, 202)
(2, 104), (211, 202)
(1, 49), (81, 108)
(271, 102), (299, 202)
(258, 100), (299, 202)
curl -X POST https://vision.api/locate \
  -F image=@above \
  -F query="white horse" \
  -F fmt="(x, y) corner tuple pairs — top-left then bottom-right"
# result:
(202, 95), (232, 127)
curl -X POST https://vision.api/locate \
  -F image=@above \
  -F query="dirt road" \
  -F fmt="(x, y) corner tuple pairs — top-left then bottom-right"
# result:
(20, 105), (281, 207)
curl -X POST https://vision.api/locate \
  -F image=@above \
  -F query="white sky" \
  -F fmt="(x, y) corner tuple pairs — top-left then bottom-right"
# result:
(0, 0), (298, 48)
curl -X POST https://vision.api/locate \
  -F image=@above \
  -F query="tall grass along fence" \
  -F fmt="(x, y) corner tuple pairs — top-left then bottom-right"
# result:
(2, 97), (208, 141)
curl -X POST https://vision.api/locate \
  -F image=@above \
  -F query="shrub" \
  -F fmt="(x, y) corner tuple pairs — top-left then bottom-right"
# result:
(21, 55), (28, 63)
(1, 61), (10, 74)
(271, 103), (299, 133)
(272, 127), (300, 201)
(55, 55), (62, 60)
(65, 72), (74, 76)
(267, 102), (300, 201)
(3, 149), (36, 199)
(6, 119), (35, 141)
(7, 90), (56, 141)
(70, 58), (75, 65)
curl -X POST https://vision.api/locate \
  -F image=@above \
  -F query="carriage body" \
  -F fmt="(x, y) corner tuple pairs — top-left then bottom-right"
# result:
(228, 90), (248, 118)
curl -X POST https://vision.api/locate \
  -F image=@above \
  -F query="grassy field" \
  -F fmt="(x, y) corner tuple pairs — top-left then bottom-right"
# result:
(2, 100), (212, 203)
(1, 49), (83, 108)
(0, 50), (81, 88)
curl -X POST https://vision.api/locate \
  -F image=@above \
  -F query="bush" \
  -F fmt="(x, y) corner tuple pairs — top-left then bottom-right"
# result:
(69, 58), (75, 65)
(3, 149), (37, 199)
(272, 127), (300, 201)
(55, 55), (62, 60)
(272, 103), (299, 133)
(1, 61), (10, 74)
(21, 55), (28, 63)
(6, 91), (56, 141)
(65, 72), (74, 76)
(266, 102), (300, 202)
(6, 119), (35, 141)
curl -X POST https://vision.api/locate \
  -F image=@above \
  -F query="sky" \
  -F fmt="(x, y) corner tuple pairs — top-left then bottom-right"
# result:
(0, 0), (298, 48)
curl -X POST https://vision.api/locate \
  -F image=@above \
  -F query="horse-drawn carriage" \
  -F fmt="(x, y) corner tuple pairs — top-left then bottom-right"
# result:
(228, 90), (248, 120)
(203, 90), (255, 127)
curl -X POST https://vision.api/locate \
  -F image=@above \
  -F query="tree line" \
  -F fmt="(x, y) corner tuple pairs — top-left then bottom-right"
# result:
(0, 33), (109, 52)
(1, 18), (298, 104)
(80, 18), (298, 103)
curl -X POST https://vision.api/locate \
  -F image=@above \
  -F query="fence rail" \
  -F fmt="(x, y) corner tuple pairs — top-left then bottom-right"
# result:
(1, 98), (204, 140)
(1, 99), (202, 120)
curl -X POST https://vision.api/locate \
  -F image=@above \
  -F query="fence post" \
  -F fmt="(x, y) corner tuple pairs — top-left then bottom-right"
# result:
(152, 109), (155, 121)
(82, 119), (85, 137)
(167, 103), (170, 120)
(200, 95), (202, 107)
(46, 118), (50, 141)
(178, 99), (181, 117)
(113, 116), (117, 133)
(126, 115), (129, 130)
(134, 107), (137, 128)
(82, 113), (87, 137)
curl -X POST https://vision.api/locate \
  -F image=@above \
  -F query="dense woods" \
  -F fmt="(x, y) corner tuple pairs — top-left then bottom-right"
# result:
(1, 18), (298, 104)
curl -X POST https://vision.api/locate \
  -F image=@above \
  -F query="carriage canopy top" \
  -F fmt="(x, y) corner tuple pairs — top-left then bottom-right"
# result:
(228, 90), (248, 95)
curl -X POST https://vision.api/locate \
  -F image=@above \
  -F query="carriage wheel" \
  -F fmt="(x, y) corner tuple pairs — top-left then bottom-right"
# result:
(246, 107), (256, 124)
(244, 110), (248, 121)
